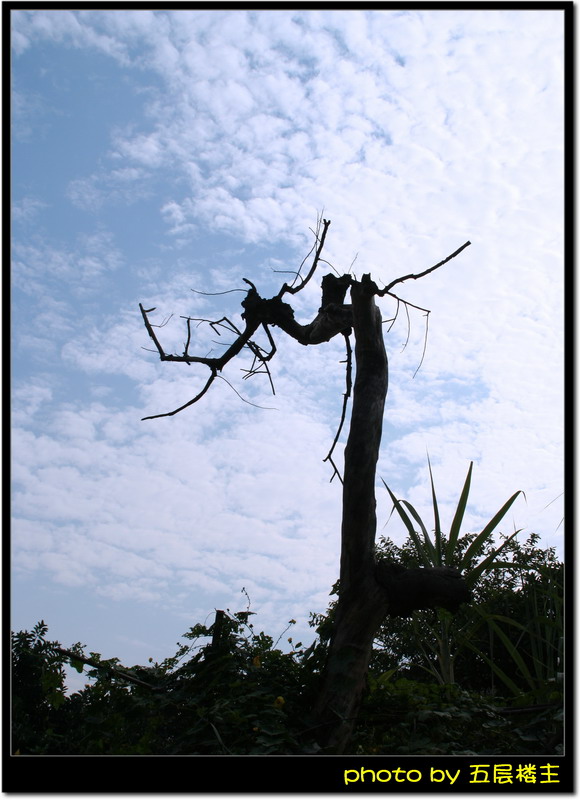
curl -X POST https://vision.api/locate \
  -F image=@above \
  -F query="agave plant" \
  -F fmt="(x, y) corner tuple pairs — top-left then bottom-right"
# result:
(464, 563), (563, 698)
(382, 458), (524, 586)
(381, 459), (524, 685)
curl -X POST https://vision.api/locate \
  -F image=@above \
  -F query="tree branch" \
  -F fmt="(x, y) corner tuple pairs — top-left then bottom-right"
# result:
(141, 370), (217, 421)
(275, 217), (331, 299)
(379, 240), (471, 295)
(139, 228), (470, 422)
(323, 332), (352, 484)
(139, 224), (348, 419)
(54, 647), (161, 692)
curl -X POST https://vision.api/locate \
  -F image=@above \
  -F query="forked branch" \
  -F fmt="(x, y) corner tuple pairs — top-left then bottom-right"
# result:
(379, 240), (471, 295)
(275, 216), (331, 298)
(139, 224), (470, 423)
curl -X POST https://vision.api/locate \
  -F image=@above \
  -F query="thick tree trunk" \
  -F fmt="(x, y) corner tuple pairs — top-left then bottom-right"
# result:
(313, 275), (390, 754)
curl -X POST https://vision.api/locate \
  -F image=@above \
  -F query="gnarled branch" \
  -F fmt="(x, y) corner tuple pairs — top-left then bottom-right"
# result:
(138, 224), (473, 754)
(139, 226), (470, 422)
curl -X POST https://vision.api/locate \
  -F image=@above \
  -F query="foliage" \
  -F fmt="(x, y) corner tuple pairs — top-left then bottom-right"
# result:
(11, 611), (325, 755)
(352, 676), (563, 756)
(11, 579), (562, 757)
(11, 621), (70, 754)
(379, 462), (561, 692)
(382, 459), (524, 584)
(373, 532), (563, 700)
(11, 497), (563, 757)
(356, 471), (563, 756)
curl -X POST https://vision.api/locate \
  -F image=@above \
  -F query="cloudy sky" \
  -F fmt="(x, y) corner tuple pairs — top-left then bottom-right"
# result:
(11, 8), (565, 682)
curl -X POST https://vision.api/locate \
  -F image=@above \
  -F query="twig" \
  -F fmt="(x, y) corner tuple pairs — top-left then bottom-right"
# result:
(191, 287), (246, 296)
(241, 325), (277, 394)
(323, 332), (353, 483)
(54, 647), (161, 692)
(139, 303), (166, 360)
(379, 240), (471, 295)
(139, 221), (334, 420)
(412, 311), (430, 378)
(383, 297), (401, 332)
(400, 302), (411, 353)
(141, 371), (217, 420)
(216, 375), (277, 410)
(276, 218), (331, 298)
(183, 316), (192, 357)
(139, 229), (470, 422)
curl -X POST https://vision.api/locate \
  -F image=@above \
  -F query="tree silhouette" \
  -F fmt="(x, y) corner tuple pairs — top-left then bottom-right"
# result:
(140, 217), (472, 753)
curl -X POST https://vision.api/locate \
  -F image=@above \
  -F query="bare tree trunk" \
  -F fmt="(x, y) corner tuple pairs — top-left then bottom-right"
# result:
(139, 224), (472, 755)
(313, 275), (390, 753)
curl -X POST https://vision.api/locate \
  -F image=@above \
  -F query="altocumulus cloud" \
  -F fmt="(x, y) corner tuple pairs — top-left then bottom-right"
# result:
(11, 8), (564, 668)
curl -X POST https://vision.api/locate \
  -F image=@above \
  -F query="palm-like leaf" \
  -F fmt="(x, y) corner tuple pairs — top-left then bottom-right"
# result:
(465, 528), (522, 588)
(382, 481), (433, 566)
(445, 462), (473, 564)
(427, 454), (444, 566)
(400, 499), (438, 565)
(461, 490), (522, 566)
(384, 464), (523, 583)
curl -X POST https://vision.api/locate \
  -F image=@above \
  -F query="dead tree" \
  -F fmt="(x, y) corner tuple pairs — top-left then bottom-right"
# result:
(140, 218), (471, 753)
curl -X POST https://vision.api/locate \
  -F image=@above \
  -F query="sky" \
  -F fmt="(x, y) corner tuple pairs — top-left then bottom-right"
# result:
(10, 8), (565, 687)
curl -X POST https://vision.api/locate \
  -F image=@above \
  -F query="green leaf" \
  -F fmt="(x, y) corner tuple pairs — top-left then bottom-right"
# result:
(461, 490), (523, 573)
(485, 618), (535, 690)
(445, 462), (473, 564)
(427, 454), (443, 566)
(467, 608), (541, 694)
(47, 691), (66, 709)
(461, 637), (522, 696)
(481, 612), (527, 630)
(484, 560), (522, 571)
(400, 500), (438, 566)
(382, 481), (432, 566)
(466, 528), (522, 587)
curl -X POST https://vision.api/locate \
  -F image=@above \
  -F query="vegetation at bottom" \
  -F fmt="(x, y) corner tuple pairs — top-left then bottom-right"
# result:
(12, 533), (562, 756)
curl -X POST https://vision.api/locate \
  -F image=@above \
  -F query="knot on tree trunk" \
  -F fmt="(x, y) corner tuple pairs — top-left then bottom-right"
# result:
(241, 290), (296, 327)
(320, 274), (352, 309)
(375, 560), (472, 617)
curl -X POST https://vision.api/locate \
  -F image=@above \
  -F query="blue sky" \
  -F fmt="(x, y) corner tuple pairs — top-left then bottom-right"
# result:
(11, 9), (564, 685)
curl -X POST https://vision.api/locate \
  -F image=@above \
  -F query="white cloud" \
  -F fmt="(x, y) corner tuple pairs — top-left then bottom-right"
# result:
(12, 196), (48, 223)
(12, 384), (343, 646)
(12, 231), (123, 296)
(11, 9), (564, 666)
(11, 9), (131, 62)
(67, 167), (151, 210)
